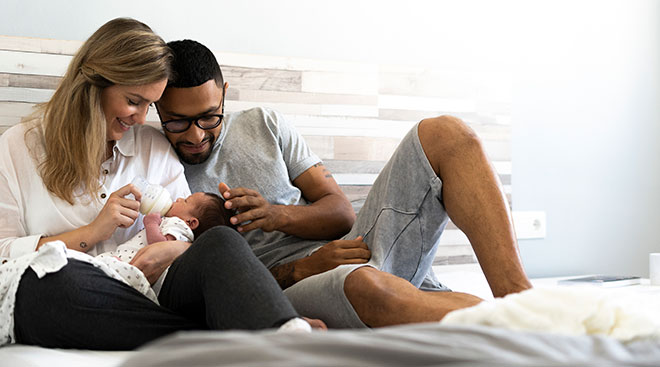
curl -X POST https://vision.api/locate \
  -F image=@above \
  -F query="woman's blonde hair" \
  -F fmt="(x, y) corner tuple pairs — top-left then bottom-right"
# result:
(26, 18), (172, 204)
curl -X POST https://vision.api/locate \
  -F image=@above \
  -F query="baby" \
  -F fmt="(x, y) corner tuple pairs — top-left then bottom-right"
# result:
(96, 192), (235, 303)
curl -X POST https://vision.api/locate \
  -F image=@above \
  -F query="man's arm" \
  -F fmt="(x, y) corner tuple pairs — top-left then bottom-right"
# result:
(221, 162), (356, 240)
(280, 162), (356, 239)
(269, 236), (370, 289)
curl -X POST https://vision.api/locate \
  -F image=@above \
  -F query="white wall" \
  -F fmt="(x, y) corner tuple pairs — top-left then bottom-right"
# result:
(512, 1), (660, 277)
(1, 0), (517, 69)
(2, 0), (659, 277)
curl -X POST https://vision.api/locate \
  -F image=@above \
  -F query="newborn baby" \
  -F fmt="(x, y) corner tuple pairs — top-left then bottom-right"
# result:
(96, 192), (234, 302)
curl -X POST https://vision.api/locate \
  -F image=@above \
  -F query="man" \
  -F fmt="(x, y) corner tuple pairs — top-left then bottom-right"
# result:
(156, 39), (532, 328)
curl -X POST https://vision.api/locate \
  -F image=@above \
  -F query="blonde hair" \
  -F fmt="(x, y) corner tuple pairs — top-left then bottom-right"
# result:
(25, 18), (172, 204)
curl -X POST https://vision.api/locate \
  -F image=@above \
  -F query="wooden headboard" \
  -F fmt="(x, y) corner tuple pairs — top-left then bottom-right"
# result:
(0, 35), (513, 266)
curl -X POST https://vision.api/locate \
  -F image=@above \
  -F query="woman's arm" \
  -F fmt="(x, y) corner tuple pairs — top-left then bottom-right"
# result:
(0, 170), (30, 257)
(130, 240), (191, 284)
(0, 123), (144, 257)
(36, 225), (103, 252)
(35, 184), (143, 252)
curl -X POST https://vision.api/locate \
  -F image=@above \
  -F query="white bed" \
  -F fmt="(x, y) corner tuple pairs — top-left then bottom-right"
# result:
(0, 346), (129, 367)
(2, 323), (660, 367)
(2, 266), (660, 367)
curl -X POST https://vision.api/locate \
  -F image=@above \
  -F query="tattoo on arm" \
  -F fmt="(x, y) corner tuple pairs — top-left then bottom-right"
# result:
(269, 262), (297, 289)
(313, 163), (333, 179)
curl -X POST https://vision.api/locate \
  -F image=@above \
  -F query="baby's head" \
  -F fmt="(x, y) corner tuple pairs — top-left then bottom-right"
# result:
(166, 192), (235, 238)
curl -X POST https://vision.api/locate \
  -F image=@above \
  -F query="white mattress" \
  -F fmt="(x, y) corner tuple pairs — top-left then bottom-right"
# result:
(3, 323), (660, 367)
(0, 345), (131, 367)
(4, 267), (658, 366)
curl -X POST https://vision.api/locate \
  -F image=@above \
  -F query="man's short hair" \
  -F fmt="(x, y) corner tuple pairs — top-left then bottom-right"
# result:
(167, 39), (223, 88)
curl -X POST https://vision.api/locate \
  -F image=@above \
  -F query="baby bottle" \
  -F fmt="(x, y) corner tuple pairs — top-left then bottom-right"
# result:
(131, 176), (173, 216)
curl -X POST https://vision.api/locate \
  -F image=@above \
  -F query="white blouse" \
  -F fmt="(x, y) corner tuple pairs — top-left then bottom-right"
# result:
(0, 121), (191, 345)
(0, 122), (191, 258)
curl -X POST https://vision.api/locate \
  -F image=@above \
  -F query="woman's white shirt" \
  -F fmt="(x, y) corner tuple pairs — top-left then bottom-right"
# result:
(0, 121), (190, 345)
(0, 122), (191, 258)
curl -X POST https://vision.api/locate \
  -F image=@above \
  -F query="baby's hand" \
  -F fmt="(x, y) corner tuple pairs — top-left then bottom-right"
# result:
(143, 213), (162, 227)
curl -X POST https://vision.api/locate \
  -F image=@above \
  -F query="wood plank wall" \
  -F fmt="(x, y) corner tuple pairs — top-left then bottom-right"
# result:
(0, 35), (513, 266)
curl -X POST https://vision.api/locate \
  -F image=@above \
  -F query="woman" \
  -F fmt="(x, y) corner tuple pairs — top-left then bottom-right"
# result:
(0, 18), (311, 350)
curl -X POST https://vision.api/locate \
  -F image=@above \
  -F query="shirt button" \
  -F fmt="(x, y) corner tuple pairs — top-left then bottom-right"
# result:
(101, 193), (107, 199)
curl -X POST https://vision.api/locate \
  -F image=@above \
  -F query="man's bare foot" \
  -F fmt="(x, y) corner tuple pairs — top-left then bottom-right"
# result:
(303, 317), (327, 330)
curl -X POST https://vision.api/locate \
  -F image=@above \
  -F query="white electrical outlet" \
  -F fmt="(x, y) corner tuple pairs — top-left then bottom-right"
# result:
(512, 211), (546, 239)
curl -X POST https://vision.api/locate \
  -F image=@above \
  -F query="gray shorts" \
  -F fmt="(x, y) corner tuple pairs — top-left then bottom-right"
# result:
(284, 123), (451, 328)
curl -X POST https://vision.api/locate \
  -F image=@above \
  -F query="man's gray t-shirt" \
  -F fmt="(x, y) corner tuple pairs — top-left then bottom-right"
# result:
(183, 107), (326, 268)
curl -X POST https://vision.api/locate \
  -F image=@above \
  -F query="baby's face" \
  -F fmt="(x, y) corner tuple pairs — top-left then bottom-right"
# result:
(166, 192), (208, 220)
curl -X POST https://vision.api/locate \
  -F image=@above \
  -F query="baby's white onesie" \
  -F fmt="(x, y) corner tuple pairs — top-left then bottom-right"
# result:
(96, 216), (194, 303)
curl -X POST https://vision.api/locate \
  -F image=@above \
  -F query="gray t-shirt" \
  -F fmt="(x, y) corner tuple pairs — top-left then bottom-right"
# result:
(183, 107), (326, 268)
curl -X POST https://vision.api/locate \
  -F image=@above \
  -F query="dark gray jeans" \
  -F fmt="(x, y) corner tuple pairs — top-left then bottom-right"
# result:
(13, 226), (298, 350)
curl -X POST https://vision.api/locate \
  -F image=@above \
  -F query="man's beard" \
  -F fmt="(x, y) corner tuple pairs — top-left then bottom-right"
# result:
(175, 134), (216, 165)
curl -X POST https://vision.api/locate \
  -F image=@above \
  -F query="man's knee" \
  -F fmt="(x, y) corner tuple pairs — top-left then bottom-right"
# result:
(344, 267), (394, 309)
(419, 115), (478, 141)
(417, 116), (484, 174)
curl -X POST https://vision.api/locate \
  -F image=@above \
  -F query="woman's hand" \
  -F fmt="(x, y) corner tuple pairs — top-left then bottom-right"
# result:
(130, 240), (191, 284)
(86, 184), (142, 244)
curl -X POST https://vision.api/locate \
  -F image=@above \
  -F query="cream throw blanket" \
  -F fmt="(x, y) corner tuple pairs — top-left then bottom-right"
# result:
(441, 287), (660, 342)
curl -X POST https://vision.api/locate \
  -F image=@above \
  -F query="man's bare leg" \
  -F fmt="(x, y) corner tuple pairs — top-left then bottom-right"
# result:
(417, 116), (531, 297)
(343, 116), (531, 327)
(345, 267), (482, 327)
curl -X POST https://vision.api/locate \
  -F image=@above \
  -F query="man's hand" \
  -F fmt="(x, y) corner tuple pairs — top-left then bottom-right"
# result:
(270, 236), (370, 289)
(296, 236), (371, 278)
(218, 182), (284, 233)
(129, 240), (191, 284)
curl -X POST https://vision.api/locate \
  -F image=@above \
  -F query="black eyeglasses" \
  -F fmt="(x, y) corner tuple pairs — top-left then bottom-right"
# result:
(159, 90), (226, 133)
(161, 112), (224, 133)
